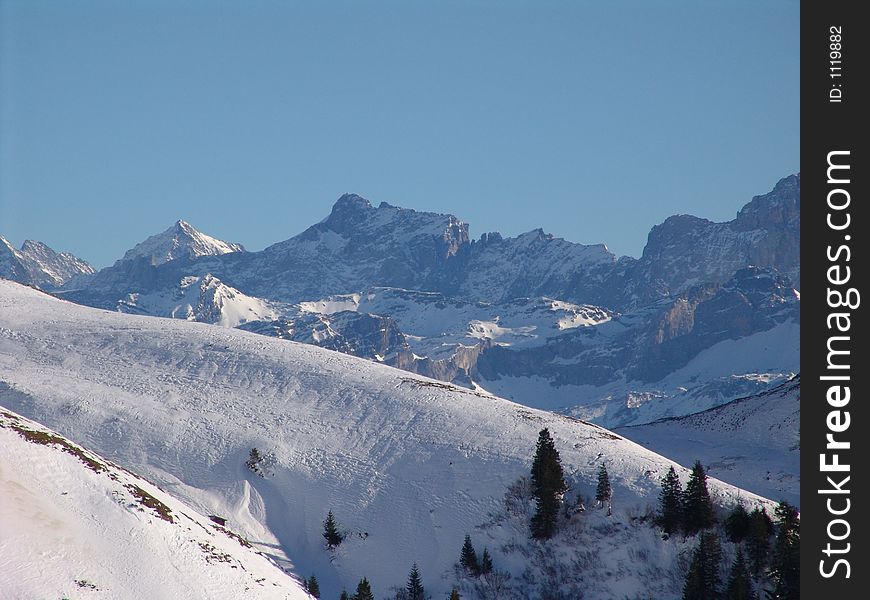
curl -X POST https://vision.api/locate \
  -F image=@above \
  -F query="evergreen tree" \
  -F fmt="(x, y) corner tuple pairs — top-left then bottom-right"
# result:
(323, 510), (343, 549)
(746, 507), (773, 576)
(340, 592), (350, 600)
(448, 589), (461, 600)
(725, 503), (752, 543)
(480, 548), (493, 575)
(306, 575), (321, 598)
(459, 534), (479, 574)
(770, 501), (800, 599)
(530, 428), (567, 540)
(724, 549), (754, 600)
(658, 466), (683, 535)
(682, 531), (722, 600)
(354, 577), (375, 600)
(406, 563), (427, 600)
(595, 464), (612, 506)
(683, 460), (715, 535)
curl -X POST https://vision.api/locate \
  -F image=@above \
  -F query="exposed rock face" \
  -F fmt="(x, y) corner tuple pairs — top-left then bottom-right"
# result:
(627, 174), (800, 305)
(240, 311), (407, 361)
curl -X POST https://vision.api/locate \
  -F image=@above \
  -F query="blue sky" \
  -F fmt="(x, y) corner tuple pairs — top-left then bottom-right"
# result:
(0, 0), (798, 268)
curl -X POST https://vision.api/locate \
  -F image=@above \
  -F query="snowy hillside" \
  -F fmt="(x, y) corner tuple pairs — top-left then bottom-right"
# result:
(120, 219), (245, 265)
(0, 407), (310, 600)
(0, 280), (774, 599)
(617, 376), (800, 506)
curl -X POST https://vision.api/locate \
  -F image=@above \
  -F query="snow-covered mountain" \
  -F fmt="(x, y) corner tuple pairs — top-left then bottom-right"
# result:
(120, 219), (245, 265)
(0, 236), (95, 289)
(50, 175), (800, 427)
(0, 406), (311, 600)
(115, 273), (284, 327)
(617, 375), (800, 507)
(0, 280), (774, 599)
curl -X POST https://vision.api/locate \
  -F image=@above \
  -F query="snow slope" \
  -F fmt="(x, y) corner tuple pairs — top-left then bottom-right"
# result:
(0, 407), (310, 600)
(617, 376), (800, 506)
(0, 280), (774, 599)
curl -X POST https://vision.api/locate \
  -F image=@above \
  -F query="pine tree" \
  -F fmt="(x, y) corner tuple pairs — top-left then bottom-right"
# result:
(530, 428), (567, 540)
(746, 507), (773, 576)
(406, 563), (427, 600)
(459, 534), (479, 574)
(658, 466), (683, 535)
(724, 549), (753, 600)
(448, 589), (461, 600)
(323, 510), (343, 549)
(683, 460), (715, 535)
(595, 464), (612, 507)
(682, 531), (722, 600)
(725, 503), (752, 543)
(340, 592), (350, 600)
(480, 548), (493, 575)
(770, 501), (800, 599)
(354, 577), (375, 600)
(306, 575), (321, 598)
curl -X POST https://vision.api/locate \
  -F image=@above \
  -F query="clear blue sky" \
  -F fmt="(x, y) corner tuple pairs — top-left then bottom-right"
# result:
(0, 0), (798, 268)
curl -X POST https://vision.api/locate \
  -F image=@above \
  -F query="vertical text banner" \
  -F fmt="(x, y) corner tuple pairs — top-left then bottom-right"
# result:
(802, 1), (868, 597)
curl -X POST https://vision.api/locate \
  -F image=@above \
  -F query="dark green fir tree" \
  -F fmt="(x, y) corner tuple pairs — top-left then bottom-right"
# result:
(459, 534), (479, 574)
(770, 501), (800, 599)
(323, 510), (343, 549)
(746, 507), (773, 576)
(447, 589), (461, 600)
(530, 428), (567, 540)
(725, 502), (752, 543)
(596, 464), (612, 508)
(683, 460), (715, 535)
(682, 531), (722, 600)
(306, 575), (321, 598)
(658, 466), (683, 535)
(724, 549), (754, 600)
(406, 563), (427, 600)
(354, 577), (375, 600)
(480, 548), (493, 575)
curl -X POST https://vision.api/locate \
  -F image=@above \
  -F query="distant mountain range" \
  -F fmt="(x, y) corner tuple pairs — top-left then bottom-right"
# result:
(1, 174), (799, 426)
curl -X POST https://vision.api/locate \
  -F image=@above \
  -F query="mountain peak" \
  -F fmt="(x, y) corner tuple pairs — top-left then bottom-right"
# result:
(0, 237), (94, 289)
(333, 193), (373, 211)
(121, 220), (245, 266)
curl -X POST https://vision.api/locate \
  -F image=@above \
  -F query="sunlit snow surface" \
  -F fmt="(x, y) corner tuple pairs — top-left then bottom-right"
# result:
(0, 408), (310, 600)
(0, 280), (774, 599)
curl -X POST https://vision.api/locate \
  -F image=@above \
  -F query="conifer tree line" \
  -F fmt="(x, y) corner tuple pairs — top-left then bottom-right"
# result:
(655, 462), (800, 599)
(310, 435), (799, 599)
(457, 534), (494, 577)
